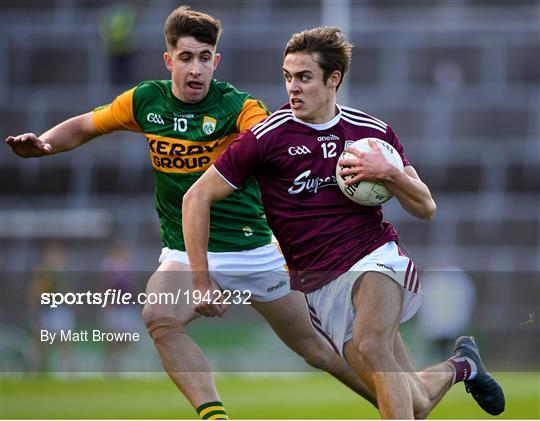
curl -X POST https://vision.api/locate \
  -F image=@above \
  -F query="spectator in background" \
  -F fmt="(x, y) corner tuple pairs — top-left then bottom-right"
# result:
(27, 242), (75, 373)
(418, 263), (477, 361)
(99, 3), (137, 87)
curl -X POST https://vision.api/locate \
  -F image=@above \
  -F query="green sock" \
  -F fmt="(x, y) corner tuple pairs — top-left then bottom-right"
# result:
(196, 401), (229, 420)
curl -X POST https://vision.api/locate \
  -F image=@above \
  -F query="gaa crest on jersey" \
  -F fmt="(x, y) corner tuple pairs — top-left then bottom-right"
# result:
(202, 116), (217, 135)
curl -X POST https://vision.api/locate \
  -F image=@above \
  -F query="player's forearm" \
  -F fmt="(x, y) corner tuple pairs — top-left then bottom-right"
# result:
(182, 191), (211, 274)
(385, 170), (436, 220)
(40, 112), (100, 154)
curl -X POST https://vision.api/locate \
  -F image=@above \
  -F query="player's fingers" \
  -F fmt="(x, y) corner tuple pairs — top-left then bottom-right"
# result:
(210, 303), (224, 318)
(10, 133), (32, 144)
(338, 159), (354, 166)
(197, 303), (224, 318)
(194, 304), (213, 318)
(218, 303), (229, 317)
(338, 166), (362, 176)
(14, 133), (29, 142)
(6, 135), (22, 144)
(344, 174), (364, 185)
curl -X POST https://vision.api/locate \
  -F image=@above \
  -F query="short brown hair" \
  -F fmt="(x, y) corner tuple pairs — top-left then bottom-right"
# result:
(164, 5), (222, 50)
(285, 26), (353, 89)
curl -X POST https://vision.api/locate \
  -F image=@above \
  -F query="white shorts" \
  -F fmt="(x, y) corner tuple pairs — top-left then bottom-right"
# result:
(159, 243), (290, 302)
(306, 241), (424, 355)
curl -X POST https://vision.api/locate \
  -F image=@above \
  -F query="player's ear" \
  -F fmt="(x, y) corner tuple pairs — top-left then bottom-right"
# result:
(213, 52), (221, 70)
(163, 51), (173, 72)
(328, 70), (342, 89)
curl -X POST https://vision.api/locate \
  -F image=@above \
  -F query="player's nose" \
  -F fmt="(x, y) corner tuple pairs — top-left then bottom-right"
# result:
(288, 79), (301, 93)
(190, 61), (202, 77)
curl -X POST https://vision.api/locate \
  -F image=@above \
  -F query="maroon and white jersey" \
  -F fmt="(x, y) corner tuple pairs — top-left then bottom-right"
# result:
(214, 103), (411, 293)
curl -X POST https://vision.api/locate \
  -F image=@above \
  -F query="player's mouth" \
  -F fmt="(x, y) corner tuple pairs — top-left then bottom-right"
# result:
(187, 81), (205, 91)
(290, 98), (304, 109)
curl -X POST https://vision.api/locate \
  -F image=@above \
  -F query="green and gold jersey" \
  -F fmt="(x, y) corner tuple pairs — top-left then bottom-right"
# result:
(92, 79), (272, 252)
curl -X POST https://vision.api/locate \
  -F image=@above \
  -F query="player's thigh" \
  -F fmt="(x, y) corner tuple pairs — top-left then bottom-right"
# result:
(351, 271), (403, 344)
(143, 260), (199, 324)
(251, 290), (318, 345)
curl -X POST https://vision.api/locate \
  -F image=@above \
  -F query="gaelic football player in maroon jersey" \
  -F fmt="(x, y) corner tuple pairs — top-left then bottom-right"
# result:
(183, 26), (504, 419)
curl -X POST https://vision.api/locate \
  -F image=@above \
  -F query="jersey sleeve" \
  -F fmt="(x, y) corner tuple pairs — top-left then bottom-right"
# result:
(92, 88), (142, 134)
(236, 98), (270, 132)
(385, 125), (411, 167)
(214, 130), (261, 189)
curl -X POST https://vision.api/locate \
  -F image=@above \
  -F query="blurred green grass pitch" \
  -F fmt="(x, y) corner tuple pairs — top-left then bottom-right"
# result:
(1, 372), (538, 419)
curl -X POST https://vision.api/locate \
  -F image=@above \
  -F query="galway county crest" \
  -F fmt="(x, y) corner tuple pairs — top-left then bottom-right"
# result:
(202, 116), (217, 135)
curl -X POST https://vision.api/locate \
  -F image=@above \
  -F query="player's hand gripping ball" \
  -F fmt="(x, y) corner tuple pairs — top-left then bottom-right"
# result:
(336, 137), (404, 206)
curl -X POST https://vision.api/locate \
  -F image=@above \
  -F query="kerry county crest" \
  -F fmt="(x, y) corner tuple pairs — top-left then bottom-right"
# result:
(202, 116), (217, 135)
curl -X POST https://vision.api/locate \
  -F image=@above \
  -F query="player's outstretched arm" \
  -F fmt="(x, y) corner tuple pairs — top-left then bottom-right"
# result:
(182, 165), (235, 317)
(5, 112), (101, 158)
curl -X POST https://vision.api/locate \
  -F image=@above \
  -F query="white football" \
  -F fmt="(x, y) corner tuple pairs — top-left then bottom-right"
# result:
(336, 137), (404, 206)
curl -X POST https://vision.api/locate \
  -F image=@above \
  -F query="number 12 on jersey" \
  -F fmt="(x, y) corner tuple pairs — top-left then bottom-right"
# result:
(321, 142), (337, 158)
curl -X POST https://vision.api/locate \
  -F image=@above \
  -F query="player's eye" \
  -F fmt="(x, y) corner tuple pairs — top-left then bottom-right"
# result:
(300, 74), (311, 81)
(283, 74), (292, 82)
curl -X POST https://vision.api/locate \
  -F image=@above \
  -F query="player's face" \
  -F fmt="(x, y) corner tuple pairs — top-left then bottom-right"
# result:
(283, 52), (340, 124)
(164, 36), (221, 103)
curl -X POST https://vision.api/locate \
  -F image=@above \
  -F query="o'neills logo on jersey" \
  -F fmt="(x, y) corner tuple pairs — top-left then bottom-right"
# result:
(288, 170), (337, 194)
(146, 134), (234, 173)
(202, 116), (217, 135)
(317, 134), (339, 142)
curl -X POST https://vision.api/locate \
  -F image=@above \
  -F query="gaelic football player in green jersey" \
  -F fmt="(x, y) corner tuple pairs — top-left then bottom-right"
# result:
(6, 5), (376, 419)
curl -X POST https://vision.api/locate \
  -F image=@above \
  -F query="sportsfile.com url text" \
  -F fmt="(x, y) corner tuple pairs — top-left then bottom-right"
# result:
(41, 289), (252, 308)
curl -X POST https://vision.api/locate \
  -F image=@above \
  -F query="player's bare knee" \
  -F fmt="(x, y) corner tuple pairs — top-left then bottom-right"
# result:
(141, 302), (165, 327)
(353, 336), (392, 368)
(145, 315), (187, 342)
(301, 347), (333, 370)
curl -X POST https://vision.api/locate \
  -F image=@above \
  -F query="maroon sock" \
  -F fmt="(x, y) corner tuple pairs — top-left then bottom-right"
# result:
(444, 356), (476, 384)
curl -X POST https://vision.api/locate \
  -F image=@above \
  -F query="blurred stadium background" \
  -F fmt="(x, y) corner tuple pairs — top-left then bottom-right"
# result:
(0, 0), (539, 419)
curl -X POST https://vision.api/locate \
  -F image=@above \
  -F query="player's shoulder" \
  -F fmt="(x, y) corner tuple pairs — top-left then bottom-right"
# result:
(339, 105), (388, 135)
(250, 103), (295, 140)
(212, 79), (254, 105)
(132, 80), (170, 103)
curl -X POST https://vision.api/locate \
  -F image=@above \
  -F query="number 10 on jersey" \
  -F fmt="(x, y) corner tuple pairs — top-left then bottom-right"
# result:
(173, 117), (187, 132)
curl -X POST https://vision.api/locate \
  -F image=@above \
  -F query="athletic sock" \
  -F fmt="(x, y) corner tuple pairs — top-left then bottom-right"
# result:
(196, 401), (229, 420)
(444, 356), (478, 384)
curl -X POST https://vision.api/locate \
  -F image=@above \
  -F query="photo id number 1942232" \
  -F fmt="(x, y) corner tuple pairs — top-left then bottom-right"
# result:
(185, 289), (251, 305)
